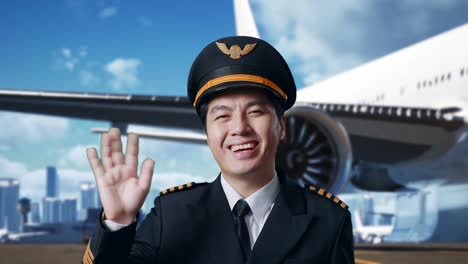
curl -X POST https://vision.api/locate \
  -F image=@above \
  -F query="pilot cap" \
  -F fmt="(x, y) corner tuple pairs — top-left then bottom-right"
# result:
(187, 36), (296, 112)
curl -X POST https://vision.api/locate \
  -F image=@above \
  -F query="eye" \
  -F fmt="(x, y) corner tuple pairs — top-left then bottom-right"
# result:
(249, 109), (264, 115)
(215, 114), (228, 120)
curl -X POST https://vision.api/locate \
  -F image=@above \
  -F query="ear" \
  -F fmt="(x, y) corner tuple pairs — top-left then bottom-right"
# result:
(279, 116), (286, 140)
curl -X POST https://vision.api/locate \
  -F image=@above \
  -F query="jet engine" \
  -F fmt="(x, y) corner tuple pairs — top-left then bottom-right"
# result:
(277, 106), (353, 194)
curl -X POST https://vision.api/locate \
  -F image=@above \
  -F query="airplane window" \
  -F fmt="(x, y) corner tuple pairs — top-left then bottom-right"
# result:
(447, 73), (451, 80)
(428, 81), (432, 87)
(422, 81), (426, 87)
(441, 75), (445, 82)
(461, 68), (465, 77)
(417, 82), (421, 89)
(434, 77), (438, 84)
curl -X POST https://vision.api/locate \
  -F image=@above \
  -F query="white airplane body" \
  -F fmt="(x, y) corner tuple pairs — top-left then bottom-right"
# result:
(298, 23), (468, 115)
(352, 210), (393, 244)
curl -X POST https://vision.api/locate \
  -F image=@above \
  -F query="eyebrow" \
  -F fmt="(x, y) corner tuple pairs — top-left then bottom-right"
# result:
(209, 105), (232, 114)
(209, 99), (269, 114)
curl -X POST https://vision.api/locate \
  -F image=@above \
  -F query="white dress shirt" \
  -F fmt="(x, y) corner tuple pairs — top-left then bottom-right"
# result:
(220, 173), (280, 248)
(105, 173), (281, 244)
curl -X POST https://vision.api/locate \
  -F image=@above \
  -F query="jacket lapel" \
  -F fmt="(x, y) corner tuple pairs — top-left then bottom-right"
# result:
(191, 176), (244, 264)
(247, 184), (319, 264)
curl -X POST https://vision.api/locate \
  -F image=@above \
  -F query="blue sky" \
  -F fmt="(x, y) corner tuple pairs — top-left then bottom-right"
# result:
(1, 0), (468, 206)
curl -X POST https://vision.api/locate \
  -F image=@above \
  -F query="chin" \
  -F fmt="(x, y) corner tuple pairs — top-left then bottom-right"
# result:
(226, 163), (263, 178)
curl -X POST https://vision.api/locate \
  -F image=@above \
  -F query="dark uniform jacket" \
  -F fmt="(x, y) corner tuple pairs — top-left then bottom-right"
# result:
(83, 175), (355, 264)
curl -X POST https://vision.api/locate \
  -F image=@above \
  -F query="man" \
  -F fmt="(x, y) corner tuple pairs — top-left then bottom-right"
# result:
(83, 36), (355, 264)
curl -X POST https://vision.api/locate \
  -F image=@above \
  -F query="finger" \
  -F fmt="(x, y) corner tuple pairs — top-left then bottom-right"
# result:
(100, 133), (113, 171)
(139, 158), (155, 192)
(125, 133), (139, 168)
(86, 147), (105, 179)
(109, 128), (125, 166)
(111, 141), (124, 165)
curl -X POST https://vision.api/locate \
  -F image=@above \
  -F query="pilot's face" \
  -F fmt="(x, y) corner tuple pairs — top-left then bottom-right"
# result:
(205, 89), (285, 179)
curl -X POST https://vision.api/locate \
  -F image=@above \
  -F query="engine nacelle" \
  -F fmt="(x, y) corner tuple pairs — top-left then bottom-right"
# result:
(277, 106), (353, 194)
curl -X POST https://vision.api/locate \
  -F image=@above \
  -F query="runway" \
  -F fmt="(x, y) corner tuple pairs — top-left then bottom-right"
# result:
(0, 243), (467, 263)
(354, 243), (468, 264)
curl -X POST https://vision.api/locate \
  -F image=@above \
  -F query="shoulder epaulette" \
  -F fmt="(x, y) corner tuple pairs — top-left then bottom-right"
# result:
(160, 182), (207, 196)
(307, 184), (348, 210)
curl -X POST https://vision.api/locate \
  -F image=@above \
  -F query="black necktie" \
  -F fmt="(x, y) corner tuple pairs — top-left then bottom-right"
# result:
(232, 199), (252, 261)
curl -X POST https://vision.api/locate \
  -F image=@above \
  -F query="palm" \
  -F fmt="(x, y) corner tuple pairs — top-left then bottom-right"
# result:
(86, 128), (155, 224)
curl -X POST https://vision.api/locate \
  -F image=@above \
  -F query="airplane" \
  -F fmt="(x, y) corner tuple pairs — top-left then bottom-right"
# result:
(0, 0), (467, 195)
(352, 209), (394, 244)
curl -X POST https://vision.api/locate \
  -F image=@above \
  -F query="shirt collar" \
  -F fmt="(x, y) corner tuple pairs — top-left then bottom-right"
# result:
(220, 172), (280, 222)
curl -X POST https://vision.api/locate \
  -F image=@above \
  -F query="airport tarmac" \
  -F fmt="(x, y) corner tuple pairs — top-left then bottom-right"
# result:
(0, 243), (467, 263)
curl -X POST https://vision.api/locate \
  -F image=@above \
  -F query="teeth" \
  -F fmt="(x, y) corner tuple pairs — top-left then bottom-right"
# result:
(231, 143), (255, 152)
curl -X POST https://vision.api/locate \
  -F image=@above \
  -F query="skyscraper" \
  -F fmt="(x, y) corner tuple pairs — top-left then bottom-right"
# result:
(46, 166), (58, 198)
(0, 178), (20, 232)
(30, 202), (41, 224)
(80, 182), (96, 210)
(61, 197), (77, 223)
(43, 197), (61, 223)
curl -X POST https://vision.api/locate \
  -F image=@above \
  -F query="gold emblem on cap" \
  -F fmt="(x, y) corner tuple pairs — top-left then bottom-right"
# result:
(216, 42), (257, 59)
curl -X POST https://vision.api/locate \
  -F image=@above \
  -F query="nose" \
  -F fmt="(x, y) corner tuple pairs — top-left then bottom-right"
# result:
(230, 112), (252, 136)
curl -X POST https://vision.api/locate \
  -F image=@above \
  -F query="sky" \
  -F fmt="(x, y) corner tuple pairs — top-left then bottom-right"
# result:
(1, 0), (468, 208)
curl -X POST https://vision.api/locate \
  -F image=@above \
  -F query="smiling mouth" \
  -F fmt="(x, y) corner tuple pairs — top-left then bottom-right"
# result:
(229, 142), (258, 152)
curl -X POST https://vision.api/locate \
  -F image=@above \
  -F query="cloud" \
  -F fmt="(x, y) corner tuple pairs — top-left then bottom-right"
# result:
(79, 69), (100, 87)
(79, 46), (88, 57)
(0, 156), (28, 179)
(58, 144), (93, 170)
(62, 48), (72, 58)
(0, 112), (69, 143)
(54, 47), (80, 72)
(0, 144), (10, 152)
(98, 6), (118, 19)
(138, 16), (153, 27)
(105, 58), (142, 90)
(252, 0), (467, 85)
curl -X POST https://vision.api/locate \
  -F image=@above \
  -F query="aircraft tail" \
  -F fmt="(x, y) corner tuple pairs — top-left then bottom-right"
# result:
(233, 0), (260, 38)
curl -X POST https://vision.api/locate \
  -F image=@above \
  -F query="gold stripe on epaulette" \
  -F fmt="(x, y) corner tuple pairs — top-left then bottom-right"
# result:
(318, 188), (325, 196)
(160, 182), (203, 196)
(83, 240), (94, 264)
(333, 197), (340, 204)
(309, 185), (317, 191)
(326, 192), (332, 199)
(340, 202), (348, 209)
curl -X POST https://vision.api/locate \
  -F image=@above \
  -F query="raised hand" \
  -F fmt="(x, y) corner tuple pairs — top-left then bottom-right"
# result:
(86, 128), (155, 224)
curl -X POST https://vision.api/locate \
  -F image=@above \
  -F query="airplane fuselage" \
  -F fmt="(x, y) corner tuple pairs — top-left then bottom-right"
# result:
(297, 23), (468, 119)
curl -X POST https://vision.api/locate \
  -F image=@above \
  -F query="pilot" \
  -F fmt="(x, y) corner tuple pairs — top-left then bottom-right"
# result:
(83, 36), (354, 264)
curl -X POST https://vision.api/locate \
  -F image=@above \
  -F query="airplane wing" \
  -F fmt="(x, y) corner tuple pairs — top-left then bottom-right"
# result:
(0, 89), (204, 132)
(303, 101), (466, 164)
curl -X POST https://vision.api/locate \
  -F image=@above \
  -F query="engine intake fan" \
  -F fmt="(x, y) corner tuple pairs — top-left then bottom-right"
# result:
(277, 106), (353, 194)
